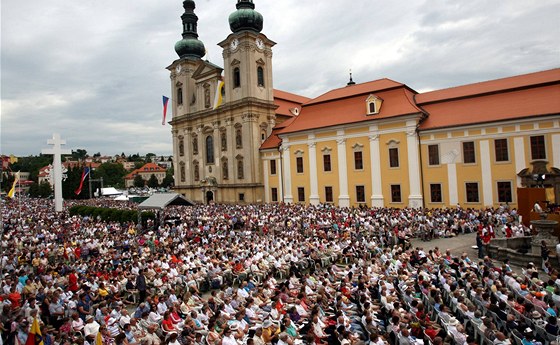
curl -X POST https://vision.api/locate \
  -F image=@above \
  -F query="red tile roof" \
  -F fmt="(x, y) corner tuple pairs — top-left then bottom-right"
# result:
(305, 78), (404, 105)
(260, 117), (298, 150)
(280, 81), (424, 135)
(273, 89), (310, 117)
(417, 68), (560, 105)
(418, 69), (560, 130)
(124, 163), (166, 180)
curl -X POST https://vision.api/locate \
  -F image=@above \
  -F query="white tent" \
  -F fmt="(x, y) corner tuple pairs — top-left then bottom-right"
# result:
(114, 195), (129, 201)
(100, 187), (122, 196)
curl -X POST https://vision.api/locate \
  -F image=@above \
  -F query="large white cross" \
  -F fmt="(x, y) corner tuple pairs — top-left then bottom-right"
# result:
(41, 133), (71, 212)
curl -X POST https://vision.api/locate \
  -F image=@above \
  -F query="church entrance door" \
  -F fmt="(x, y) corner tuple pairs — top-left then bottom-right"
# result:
(205, 191), (214, 204)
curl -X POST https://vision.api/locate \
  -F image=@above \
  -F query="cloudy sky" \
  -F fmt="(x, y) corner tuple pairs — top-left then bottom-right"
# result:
(2, 0), (559, 156)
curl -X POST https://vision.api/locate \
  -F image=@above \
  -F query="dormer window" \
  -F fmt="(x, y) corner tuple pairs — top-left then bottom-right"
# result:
(366, 94), (382, 115)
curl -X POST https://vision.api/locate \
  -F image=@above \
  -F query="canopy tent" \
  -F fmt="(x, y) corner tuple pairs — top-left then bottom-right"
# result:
(100, 187), (123, 196)
(114, 195), (129, 201)
(137, 193), (194, 209)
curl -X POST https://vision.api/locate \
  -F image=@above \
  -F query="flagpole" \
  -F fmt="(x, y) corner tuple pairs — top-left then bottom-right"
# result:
(88, 165), (92, 199)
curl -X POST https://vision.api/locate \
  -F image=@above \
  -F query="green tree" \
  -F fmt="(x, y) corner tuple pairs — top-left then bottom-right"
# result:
(161, 173), (174, 188)
(134, 161), (145, 169)
(147, 174), (159, 188)
(2, 172), (15, 193)
(94, 163), (127, 188)
(38, 181), (52, 197)
(145, 153), (156, 163)
(10, 154), (52, 182)
(72, 149), (88, 161)
(133, 174), (145, 188)
(29, 181), (52, 198)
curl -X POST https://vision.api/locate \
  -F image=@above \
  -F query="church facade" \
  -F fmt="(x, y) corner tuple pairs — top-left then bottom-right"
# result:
(169, 0), (560, 208)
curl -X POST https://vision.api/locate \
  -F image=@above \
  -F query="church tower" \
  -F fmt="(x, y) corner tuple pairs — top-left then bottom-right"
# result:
(169, 0), (276, 204)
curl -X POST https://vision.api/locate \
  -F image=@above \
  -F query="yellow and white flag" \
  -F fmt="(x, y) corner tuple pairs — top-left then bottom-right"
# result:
(7, 171), (20, 198)
(213, 80), (225, 110)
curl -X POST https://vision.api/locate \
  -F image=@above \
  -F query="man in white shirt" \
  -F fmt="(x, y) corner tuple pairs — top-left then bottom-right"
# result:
(83, 315), (100, 338)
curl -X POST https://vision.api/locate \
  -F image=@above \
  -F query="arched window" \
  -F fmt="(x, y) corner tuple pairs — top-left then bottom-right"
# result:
(177, 87), (183, 105)
(221, 131), (227, 151)
(222, 158), (228, 180)
(237, 158), (244, 179)
(257, 66), (264, 87)
(193, 162), (200, 181)
(178, 137), (184, 156)
(192, 135), (198, 155)
(233, 67), (241, 88)
(235, 128), (243, 148)
(261, 129), (267, 143)
(206, 136), (214, 164)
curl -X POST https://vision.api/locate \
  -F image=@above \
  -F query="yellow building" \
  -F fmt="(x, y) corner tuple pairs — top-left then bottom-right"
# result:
(168, 1), (560, 207)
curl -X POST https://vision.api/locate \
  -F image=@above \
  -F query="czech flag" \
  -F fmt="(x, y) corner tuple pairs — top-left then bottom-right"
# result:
(74, 167), (90, 195)
(25, 318), (43, 345)
(162, 95), (170, 125)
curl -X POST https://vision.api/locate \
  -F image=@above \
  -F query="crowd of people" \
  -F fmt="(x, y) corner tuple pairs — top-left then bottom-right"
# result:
(0, 196), (556, 345)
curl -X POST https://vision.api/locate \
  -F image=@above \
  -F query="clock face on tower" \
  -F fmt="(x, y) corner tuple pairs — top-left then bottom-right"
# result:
(230, 38), (239, 51)
(175, 65), (182, 73)
(255, 38), (264, 50)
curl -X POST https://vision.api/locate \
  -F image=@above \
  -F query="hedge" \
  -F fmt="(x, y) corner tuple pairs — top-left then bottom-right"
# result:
(69, 205), (155, 225)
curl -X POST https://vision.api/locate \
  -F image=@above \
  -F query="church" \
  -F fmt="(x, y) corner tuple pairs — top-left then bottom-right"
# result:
(168, 0), (560, 208)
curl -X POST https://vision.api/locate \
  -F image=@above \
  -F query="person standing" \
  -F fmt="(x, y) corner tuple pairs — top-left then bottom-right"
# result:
(476, 231), (484, 259)
(135, 269), (147, 303)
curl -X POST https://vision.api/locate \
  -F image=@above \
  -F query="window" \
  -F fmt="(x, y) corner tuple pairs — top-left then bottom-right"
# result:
(389, 148), (399, 168)
(239, 193), (244, 202)
(391, 185), (401, 203)
(222, 158), (228, 180)
(463, 141), (475, 164)
(368, 102), (376, 114)
(428, 145), (440, 165)
(497, 181), (513, 203)
(237, 158), (244, 179)
(530, 135), (546, 160)
(257, 66), (264, 87)
(192, 135), (199, 155)
(325, 186), (333, 203)
(235, 128), (243, 148)
(205, 136), (214, 164)
(354, 151), (363, 170)
(494, 138), (509, 162)
(233, 67), (241, 88)
(177, 87), (183, 105)
(296, 157), (304, 173)
(270, 160), (277, 175)
(466, 183), (479, 203)
(178, 137), (184, 157)
(356, 186), (365, 203)
(261, 130), (266, 142)
(193, 163), (200, 182)
(430, 184), (442, 203)
(220, 131), (227, 151)
(271, 187), (278, 202)
(297, 187), (305, 202)
(323, 154), (331, 172)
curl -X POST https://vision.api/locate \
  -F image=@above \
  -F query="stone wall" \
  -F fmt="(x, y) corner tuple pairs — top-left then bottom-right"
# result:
(488, 236), (560, 270)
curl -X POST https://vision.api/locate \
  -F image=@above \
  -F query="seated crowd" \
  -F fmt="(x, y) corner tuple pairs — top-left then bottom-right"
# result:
(0, 196), (555, 345)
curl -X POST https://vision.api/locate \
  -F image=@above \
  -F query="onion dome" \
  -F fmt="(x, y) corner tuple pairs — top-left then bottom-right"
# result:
(175, 0), (205, 59)
(228, 0), (263, 33)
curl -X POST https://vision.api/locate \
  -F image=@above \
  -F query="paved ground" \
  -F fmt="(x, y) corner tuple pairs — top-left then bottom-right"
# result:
(410, 231), (478, 258)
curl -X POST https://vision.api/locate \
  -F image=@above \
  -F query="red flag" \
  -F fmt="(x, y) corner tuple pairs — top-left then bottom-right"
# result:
(74, 167), (90, 195)
(162, 95), (170, 125)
